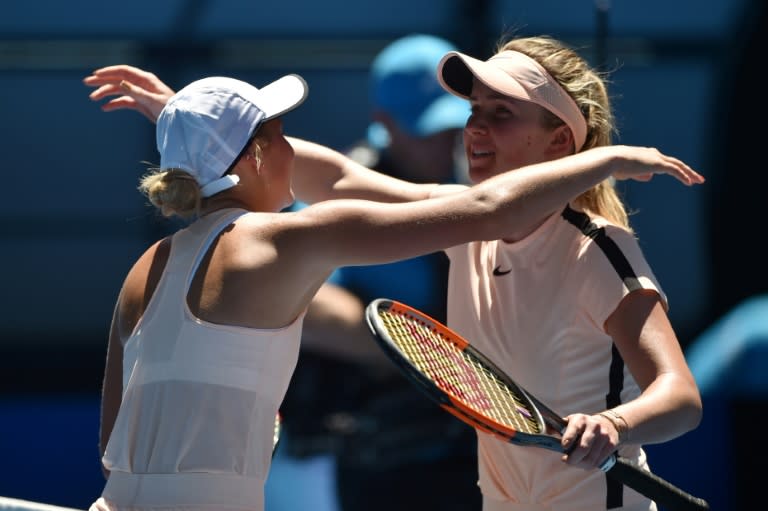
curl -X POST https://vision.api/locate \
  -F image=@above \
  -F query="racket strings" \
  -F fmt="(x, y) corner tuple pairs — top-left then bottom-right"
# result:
(380, 310), (540, 434)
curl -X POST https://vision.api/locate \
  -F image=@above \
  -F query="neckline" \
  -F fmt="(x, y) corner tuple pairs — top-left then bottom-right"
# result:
(498, 207), (563, 252)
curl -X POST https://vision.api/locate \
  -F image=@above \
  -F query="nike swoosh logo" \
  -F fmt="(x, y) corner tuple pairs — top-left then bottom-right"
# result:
(493, 265), (512, 276)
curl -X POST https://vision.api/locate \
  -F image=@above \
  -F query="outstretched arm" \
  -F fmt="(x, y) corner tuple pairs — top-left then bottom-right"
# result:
(83, 65), (431, 204)
(288, 136), (440, 204)
(83, 66), (703, 208)
(291, 144), (704, 273)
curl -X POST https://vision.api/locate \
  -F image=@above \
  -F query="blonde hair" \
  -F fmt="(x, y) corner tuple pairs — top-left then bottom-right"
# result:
(138, 137), (265, 219)
(139, 168), (202, 219)
(499, 36), (631, 232)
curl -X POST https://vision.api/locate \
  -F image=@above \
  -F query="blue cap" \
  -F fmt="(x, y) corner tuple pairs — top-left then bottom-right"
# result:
(368, 34), (469, 147)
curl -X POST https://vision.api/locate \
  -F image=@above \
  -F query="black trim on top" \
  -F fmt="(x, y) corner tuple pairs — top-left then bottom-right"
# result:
(561, 205), (634, 509)
(606, 343), (626, 508)
(560, 206), (642, 292)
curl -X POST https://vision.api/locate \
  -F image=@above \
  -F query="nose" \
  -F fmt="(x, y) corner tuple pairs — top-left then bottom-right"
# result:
(465, 113), (488, 135)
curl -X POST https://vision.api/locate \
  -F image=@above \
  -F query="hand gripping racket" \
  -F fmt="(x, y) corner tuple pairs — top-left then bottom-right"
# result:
(365, 298), (709, 511)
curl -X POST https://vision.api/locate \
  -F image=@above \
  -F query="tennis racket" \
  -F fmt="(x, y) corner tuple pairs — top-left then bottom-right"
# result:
(365, 298), (709, 511)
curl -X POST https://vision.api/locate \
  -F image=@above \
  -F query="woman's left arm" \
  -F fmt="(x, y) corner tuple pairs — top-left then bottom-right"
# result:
(562, 290), (702, 469)
(99, 301), (125, 479)
(604, 290), (703, 444)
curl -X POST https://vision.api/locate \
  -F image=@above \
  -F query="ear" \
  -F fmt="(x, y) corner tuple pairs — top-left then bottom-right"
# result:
(547, 124), (576, 157)
(235, 149), (261, 178)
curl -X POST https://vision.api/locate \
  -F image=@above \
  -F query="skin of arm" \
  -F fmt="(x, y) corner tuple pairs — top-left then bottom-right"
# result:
(82, 65), (702, 211)
(287, 136), (438, 205)
(219, 144), (700, 333)
(560, 290), (703, 470)
(99, 239), (169, 478)
(83, 66), (438, 205)
(99, 304), (123, 480)
(302, 282), (392, 368)
(291, 145), (700, 274)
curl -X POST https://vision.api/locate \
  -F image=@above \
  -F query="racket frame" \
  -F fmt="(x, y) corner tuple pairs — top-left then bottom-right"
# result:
(366, 298), (562, 452)
(365, 298), (710, 511)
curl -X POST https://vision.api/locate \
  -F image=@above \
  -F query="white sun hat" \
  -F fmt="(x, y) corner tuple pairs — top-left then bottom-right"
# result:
(156, 74), (308, 197)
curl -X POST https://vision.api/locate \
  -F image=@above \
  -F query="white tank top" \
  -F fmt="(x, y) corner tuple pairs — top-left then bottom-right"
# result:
(101, 209), (303, 511)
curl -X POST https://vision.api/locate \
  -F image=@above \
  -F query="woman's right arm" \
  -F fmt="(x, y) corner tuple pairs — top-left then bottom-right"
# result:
(288, 136), (440, 204)
(290, 144), (704, 271)
(83, 65), (435, 205)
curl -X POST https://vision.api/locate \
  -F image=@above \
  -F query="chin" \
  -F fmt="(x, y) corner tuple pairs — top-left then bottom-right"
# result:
(468, 167), (494, 183)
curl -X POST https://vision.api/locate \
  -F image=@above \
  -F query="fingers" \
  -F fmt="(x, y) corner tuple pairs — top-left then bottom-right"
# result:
(83, 67), (139, 90)
(83, 64), (175, 99)
(83, 65), (173, 123)
(656, 154), (704, 186)
(83, 65), (155, 86)
(657, 152), (704, 185)
(611, 146), (705, 186)
(560, 414), (618, 470)
(87, 83), (124, 101)
(84, 82), (139, 111)
(676, 160), (705, 185)
(99, 97), (139, 112)
(89, 64), (147, 76)
(560, 415), (579, 453)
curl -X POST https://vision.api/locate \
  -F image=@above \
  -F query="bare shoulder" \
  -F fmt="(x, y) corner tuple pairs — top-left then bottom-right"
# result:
(118, 236), (172, 339)
(124, 237), (171, 296)
(217, 209), (329, 268)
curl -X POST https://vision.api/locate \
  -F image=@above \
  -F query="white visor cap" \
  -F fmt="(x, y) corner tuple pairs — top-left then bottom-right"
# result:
(156, 74), (308, 197)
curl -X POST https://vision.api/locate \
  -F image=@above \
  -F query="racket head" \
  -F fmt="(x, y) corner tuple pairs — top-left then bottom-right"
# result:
(365, 298), (558, 449)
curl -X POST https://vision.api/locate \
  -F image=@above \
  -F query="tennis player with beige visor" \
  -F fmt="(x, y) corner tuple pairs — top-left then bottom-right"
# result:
(428, 37), (704, 511)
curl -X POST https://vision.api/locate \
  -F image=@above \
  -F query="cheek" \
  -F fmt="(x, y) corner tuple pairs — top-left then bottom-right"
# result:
(273, 141), (294, 176)
(283, 148), (295, 176)
(494, 133), (547, 170)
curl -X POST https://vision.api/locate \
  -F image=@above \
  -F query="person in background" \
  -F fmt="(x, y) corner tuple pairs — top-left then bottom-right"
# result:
(277, 33), (481, 511)
(83, 33), (705, 509)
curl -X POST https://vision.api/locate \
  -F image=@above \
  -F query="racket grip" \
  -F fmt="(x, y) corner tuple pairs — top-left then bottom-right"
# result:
(608, 456), (709, 511)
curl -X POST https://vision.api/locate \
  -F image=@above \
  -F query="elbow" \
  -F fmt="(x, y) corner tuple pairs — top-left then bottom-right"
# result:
(673, 382), (703, 435)
(471, 187), (524, 240)
(684, 390), (704, 433)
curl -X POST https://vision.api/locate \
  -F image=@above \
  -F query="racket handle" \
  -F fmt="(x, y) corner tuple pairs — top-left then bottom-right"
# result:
(607, 456), (709, 511)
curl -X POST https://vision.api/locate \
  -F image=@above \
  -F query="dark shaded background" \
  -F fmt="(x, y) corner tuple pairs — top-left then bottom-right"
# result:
(1, 1), (765, 509)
